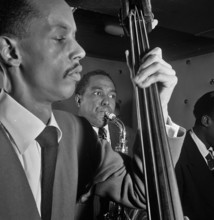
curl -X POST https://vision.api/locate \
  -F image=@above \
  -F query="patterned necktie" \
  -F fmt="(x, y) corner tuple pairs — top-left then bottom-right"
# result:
(98, 127), (107, 140)
(205, 147), (214, 171)
(36, 126), (58, 220)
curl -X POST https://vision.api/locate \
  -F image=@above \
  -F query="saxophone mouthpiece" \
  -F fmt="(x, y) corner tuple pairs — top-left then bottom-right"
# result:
(105, 111), (116, 120)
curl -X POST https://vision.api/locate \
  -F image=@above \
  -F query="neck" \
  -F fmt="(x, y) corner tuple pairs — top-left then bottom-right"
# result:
(9, 91), (52, 125)
(193, 126), (210, 149)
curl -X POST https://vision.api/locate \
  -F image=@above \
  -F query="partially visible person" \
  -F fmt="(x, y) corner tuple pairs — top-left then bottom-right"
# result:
(175, 91), (214, 220)
(75, 68), (184, 164)
(74, 69), (185, 219)
(75, 69), (142, 219)
(75, 69), (136, 155)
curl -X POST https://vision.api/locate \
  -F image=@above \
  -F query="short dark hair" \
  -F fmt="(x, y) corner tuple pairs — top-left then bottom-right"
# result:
(193, 91), (214, 124)
(0, 0), (40, 38)
(75, 69), (116, 95)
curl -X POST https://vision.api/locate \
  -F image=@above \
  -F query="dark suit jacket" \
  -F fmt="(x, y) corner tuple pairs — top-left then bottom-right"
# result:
(0, 110), (101, 220)
(92, 122), (185, 220)
(0, 109), (185, 220)
(175, 130), (214, 220)
(92, 122), (137, 219)
(0, 110), (149, 220)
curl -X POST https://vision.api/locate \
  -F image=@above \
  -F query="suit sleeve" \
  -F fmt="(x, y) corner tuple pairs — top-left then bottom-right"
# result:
(92, 125), (186, 209)
(93, 138), (147, 209)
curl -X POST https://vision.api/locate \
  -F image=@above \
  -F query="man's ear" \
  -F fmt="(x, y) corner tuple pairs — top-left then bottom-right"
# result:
(0, 36), (21, 67)
(201, 115), (211, 127)
(75, 94), (82, 107)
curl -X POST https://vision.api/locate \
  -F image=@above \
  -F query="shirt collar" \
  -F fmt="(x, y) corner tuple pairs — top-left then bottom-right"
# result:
(190, 129), (209, 158)
(93, 124), (111, 143)
(0, 90), (62, 154)
(93, 124), (109, 134)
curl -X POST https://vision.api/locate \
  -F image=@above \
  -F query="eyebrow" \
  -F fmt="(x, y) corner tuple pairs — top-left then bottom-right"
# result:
(50, 22), (77, 35)
(51, 23), (69, 31)
(91, 86), (117, 93)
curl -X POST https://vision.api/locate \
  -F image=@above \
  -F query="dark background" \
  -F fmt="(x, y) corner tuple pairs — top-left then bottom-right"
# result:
(67, 0), (214, 61)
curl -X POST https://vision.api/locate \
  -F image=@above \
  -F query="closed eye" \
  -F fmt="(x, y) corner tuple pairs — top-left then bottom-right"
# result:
(54, 36), (66, 42)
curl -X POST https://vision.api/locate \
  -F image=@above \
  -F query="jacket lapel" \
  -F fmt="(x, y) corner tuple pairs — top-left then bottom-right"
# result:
(185, 132), (214, 207)
(0, 124), (40, 219)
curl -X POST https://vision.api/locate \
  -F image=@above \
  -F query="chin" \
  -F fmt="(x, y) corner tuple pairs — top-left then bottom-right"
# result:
(58, 88), (75, 101)
(99, 121), (107, 127)
(93, 120), (104, 128)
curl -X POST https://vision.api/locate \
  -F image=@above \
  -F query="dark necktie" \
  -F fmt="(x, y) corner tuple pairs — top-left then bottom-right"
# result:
(205, 147), (214, 171)
(98, 127), (107, 140)
(36, 126), (59, 220)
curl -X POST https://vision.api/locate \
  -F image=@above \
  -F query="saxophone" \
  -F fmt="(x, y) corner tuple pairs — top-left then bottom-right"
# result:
(103, 112), (129, 220)
(105, 112), (128, 154)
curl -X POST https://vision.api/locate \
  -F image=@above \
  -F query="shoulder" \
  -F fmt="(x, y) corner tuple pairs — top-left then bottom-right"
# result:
(53, 109), (88, 126)
(53, 109), (94, 135)
(53, 109), (99, 156)
(176, 130), (195, 165)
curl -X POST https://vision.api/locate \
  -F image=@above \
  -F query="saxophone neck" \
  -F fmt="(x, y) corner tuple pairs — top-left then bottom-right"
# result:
(105, 112), (128, 154)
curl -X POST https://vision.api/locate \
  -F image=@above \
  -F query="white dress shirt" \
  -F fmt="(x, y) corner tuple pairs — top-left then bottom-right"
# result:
(93, 125), (111, 143)
(0, 90), (62, 215)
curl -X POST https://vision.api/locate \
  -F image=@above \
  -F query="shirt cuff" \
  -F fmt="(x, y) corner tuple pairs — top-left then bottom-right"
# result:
(165, 116), (180, 138)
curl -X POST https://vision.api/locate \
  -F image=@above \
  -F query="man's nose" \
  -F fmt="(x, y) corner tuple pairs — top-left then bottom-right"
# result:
(70, 40), (86, 61)
(101, 96), (110, 106)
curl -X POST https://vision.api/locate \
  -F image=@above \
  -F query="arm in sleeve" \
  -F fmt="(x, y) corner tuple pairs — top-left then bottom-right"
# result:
(93, 138), (146, 209)
(92, 119), (186, 208)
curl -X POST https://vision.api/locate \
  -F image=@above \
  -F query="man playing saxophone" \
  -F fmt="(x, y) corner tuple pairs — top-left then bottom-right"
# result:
(74, 69), (141, 219)
(75, 69), (135, 154)
(74, 69), (182, 219)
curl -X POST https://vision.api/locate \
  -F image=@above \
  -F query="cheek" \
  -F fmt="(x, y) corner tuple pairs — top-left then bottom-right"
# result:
(41, 56), (65, 84)
(21, 48), (51, 80)
(82, 99), (97, 113)
(208, 130), (214, 144)
(24, 39), (65, 72)
(86, 101), (96, 111)
(110, 101), (116, 110)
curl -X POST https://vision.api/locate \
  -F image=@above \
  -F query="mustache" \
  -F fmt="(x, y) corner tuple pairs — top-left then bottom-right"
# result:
(64, 63), (82, 77)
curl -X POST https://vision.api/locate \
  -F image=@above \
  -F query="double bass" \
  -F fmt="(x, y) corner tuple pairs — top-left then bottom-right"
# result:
(119, 0), (184, 219)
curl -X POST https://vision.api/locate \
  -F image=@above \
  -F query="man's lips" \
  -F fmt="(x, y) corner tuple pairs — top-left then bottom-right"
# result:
(97, 112), (108, 122)
(97, 109), (113, 116)
(64, 65), (83, 81)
